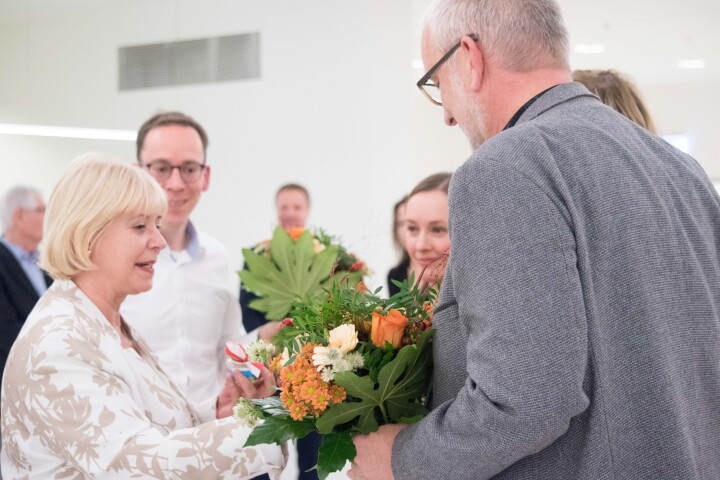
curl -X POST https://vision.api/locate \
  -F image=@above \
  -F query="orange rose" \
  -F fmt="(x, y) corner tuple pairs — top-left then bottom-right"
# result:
(371, 309), (409, 349)
(286, 227), (305, 241)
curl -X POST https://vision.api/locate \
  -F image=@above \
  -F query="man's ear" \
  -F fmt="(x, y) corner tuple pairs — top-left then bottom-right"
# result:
(12, 207), (24, 226)
(461, 35), (484, 93)
(202, 164), (211, 192)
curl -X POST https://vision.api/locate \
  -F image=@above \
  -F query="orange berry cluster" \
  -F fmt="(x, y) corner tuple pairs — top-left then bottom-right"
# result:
(277, 343), (347, 421)
(268, 354), (284, 374)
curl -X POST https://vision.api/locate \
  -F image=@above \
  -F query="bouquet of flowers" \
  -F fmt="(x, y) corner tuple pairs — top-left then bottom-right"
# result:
(234, 277), (435, 479)
(240, 226), (369, 320)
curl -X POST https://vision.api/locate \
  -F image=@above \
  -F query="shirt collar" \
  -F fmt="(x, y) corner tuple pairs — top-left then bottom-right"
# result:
(503, 84), (559, 131)
(0, 236), (39, 262)
(185, 222), (201, 259)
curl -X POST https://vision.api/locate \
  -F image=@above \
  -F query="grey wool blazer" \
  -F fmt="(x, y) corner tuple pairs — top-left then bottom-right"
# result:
(392, 82), (720, 479)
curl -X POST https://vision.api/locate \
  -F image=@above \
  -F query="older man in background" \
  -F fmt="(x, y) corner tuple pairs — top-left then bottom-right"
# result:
(350, 0), (720, 479)
(0, 186), (52, 384)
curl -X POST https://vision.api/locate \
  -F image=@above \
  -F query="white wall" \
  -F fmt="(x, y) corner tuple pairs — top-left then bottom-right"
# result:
(642, 80), (720, 178)
(0, 0), (472, 292)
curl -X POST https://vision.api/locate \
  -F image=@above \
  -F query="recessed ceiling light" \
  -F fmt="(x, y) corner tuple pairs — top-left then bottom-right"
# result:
(411, 59), (424, 69)
(0, 123), (136, 141)
(574, 44), (606, 54)
(677, 59), (706, 69)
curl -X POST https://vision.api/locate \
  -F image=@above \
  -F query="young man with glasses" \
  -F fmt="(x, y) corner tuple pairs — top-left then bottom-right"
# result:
(349, 0), (720, 479)
(121, 112), (274, 422)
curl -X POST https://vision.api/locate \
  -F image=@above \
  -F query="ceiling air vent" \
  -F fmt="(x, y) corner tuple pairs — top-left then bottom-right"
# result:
(118, 32), (260, 91)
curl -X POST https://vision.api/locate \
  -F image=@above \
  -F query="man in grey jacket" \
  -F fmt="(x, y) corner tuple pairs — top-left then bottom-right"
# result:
(349, 0), (720, 479)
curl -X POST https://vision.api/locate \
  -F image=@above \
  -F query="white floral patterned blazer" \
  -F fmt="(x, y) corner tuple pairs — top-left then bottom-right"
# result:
(1, 279), (286, 479)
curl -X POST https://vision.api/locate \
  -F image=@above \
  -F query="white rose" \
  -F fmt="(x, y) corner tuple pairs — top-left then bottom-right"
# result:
(327, 324), (358, 353)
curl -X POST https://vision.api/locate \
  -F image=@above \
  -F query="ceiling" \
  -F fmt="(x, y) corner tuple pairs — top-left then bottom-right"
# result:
(1, 0), (718, 87)
(560, 0), (719, 85)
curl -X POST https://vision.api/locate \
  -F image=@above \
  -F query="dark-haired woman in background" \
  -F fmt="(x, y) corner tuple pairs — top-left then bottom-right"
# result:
(386, 196), (410, 296)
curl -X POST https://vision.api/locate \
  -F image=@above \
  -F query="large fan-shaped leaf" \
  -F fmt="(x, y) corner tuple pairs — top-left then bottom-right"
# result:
(239, 227), (340, 320)
(315, 329), (434, 435)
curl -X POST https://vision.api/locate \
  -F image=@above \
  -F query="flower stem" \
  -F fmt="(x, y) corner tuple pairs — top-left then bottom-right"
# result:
(379, 403), (389, 424)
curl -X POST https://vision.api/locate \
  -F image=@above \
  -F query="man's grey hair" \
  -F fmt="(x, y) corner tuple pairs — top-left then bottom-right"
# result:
(1, 186), (43, 232)
(424, 0), (570, 72)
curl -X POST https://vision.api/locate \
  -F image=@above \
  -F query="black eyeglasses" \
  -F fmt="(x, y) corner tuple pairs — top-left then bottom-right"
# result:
(416, 34), (479, 106)
(144, 161), (206, 183)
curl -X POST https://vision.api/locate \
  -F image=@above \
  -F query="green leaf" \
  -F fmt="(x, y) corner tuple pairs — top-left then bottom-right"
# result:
(399, 414), (425, 425)
(315, 432), (356, 480)
(305, 245), (340, 288)
(293, 231), (316, 284)
(250, 397), (284, 409)
(244, 415), (315, 447)
(316, 331), (434, 434)
(316, 398), (379, 435)
(249, 396), (288, 416)
(356, 404), (380, 434)
(316, 374), (381, 435)
(239, 227), (341, 320)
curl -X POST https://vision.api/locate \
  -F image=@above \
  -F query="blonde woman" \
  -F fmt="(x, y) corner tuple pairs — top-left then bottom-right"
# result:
(1, 155), (286, 479)
(572, 69), (657, 133)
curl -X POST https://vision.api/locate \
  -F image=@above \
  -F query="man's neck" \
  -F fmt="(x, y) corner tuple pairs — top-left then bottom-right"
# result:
(160, 221), (189, 251)
(3, 230), (38, 253)
(484, 69), (573, 138)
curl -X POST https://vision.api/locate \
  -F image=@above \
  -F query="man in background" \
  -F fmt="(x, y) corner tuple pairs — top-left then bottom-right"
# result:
(276, 183), (310, 231)
(0, 186), (52, 384)
(241, 183), (311, 332)
(240, 183), (318, 480)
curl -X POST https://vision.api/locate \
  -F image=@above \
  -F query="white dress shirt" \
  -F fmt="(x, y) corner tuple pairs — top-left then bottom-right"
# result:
(121, 224), (257, 414)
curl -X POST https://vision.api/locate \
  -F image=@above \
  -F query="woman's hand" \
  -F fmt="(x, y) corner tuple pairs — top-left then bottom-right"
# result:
(216, 366), (276, 419)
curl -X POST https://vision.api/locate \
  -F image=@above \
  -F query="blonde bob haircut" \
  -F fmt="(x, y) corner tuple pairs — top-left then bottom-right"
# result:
(40, 153), (167, 280)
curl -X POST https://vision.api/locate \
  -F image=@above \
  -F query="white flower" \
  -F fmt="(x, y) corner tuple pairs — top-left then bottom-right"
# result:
(333, 352), (364, 374)
(313, 239), (327, 253)
(280, 347), (290, 366)
(247, 339), (277, 363)
(312, 346), (343, 370)
(233, 399), (260, 428)
(321, 367), (335, 382)
(328, 324), (358, 353)
(345, 351), (365, 370)
(333, 358), (352, 373)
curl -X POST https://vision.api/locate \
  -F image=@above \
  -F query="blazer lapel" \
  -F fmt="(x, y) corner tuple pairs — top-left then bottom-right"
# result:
(43, 271), (54, 289)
